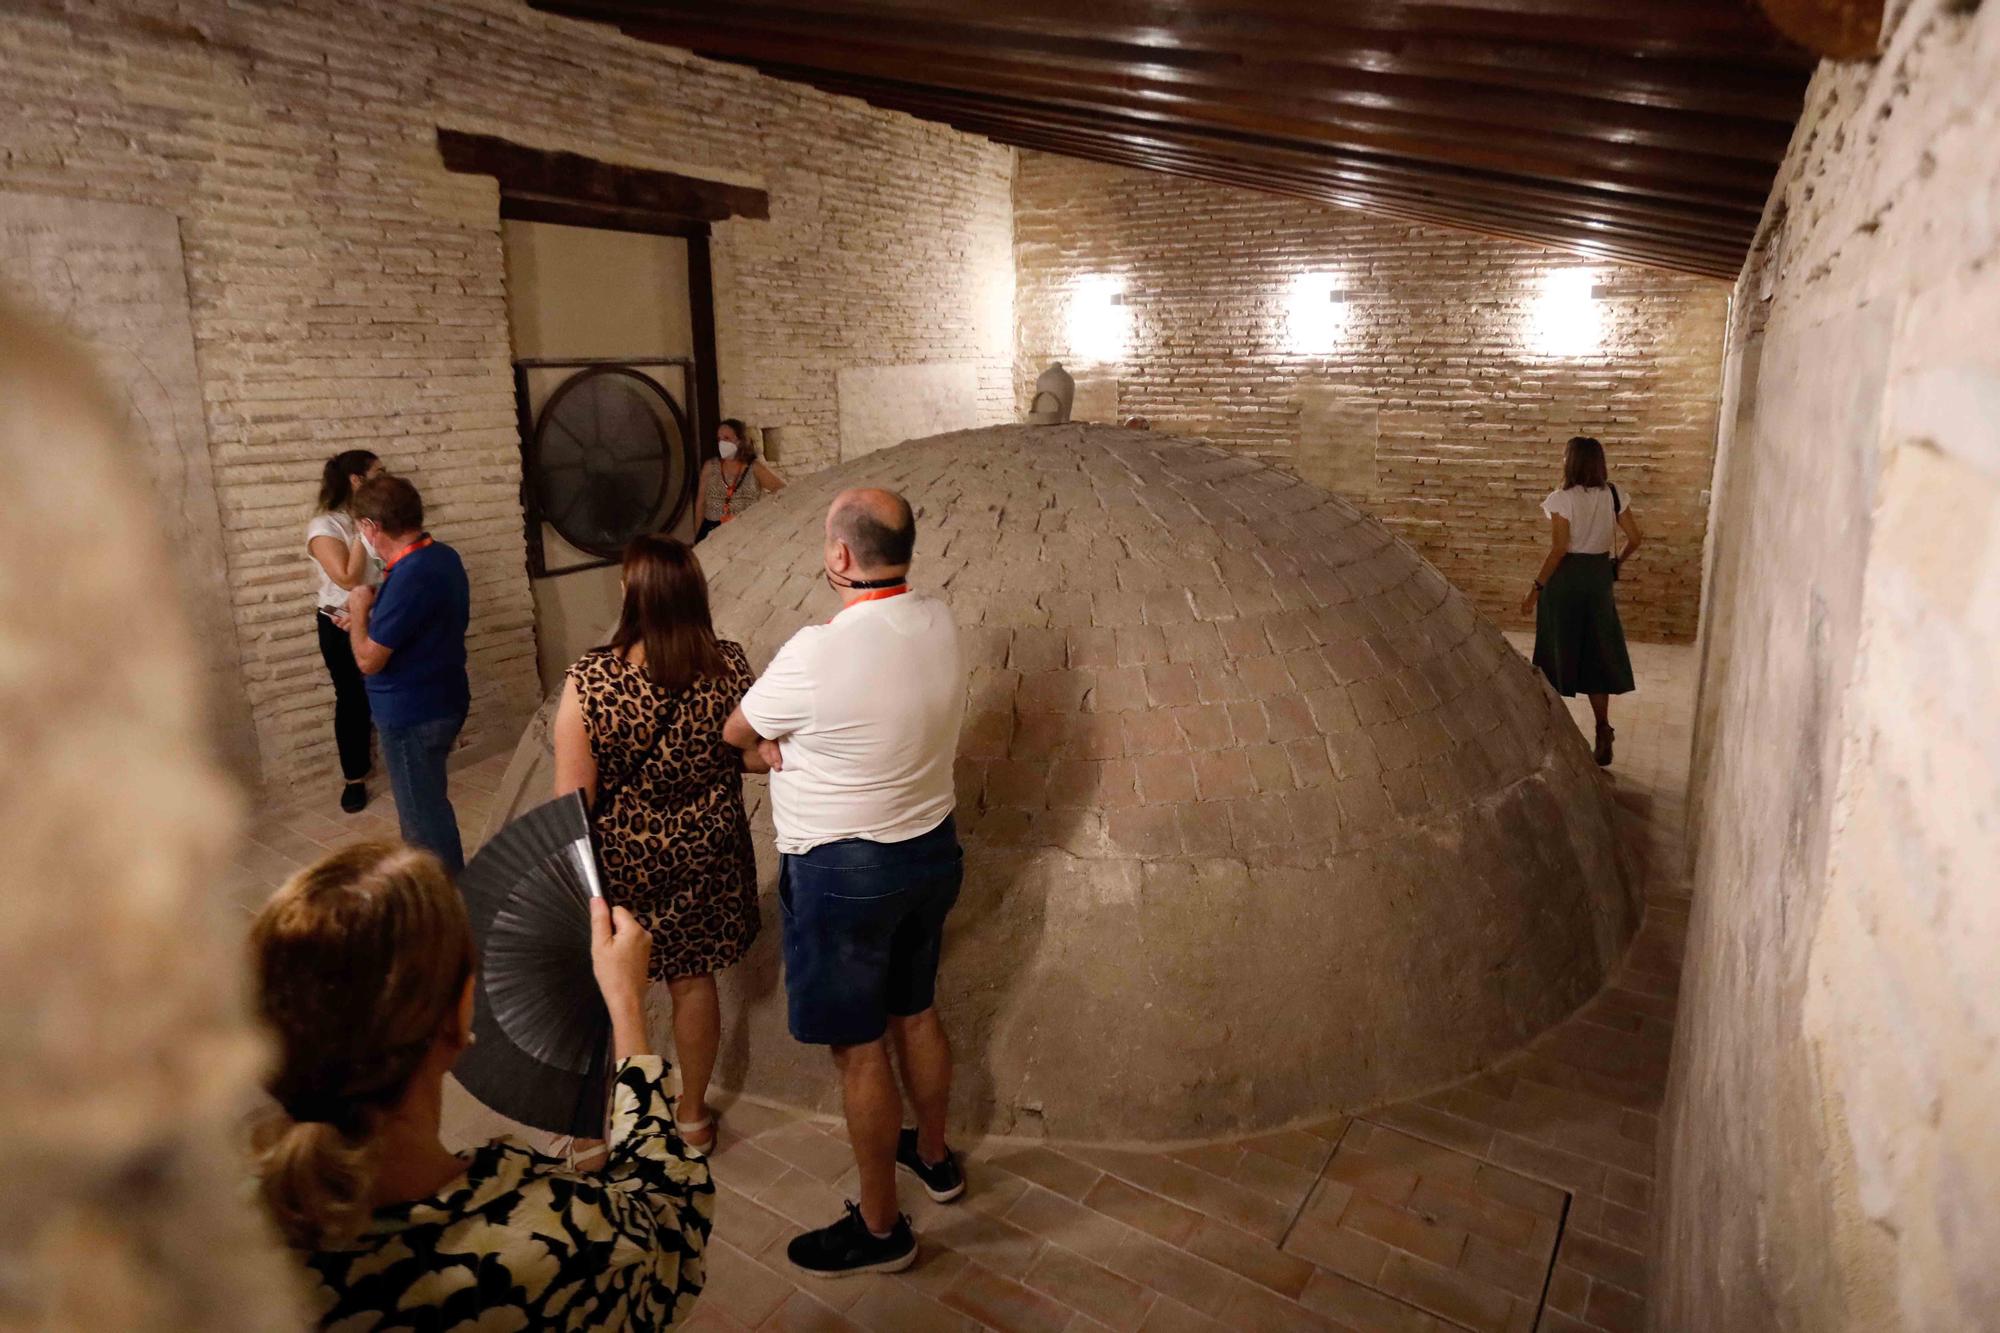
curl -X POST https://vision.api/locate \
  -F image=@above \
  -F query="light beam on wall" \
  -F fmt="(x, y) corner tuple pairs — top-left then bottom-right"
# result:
(1285, 271), (1352, 355)
(1067, 273), (1131, 364)
(1530, 268), (1604, 358)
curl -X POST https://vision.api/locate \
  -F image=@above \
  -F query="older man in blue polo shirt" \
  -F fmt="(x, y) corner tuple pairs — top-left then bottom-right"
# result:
(344, 474), (471, 873)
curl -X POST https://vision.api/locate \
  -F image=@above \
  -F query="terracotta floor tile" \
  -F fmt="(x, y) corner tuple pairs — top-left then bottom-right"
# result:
(1365, 1103), (1497, 1159)
(1214, 1281), (1356, 1332)
(1544, 1263), (1590, 1316)
(758, 1289), (865, 1333)
(759, 1122), (860, 1184)
(1338, 1193), (1468, 1269)
(1554, 1232), (1647, 1296)
(1296, 1270), (1446, 1333)
(1472, 1164), (1568, 1220)
(1102, 1231), (1254, 1319)
(940, 1261), (1075, 1333)
(1137, 1297), (1232, 1333)
(1227, 1148), (1319, 1209)
(711, 1141), (796, 1197)
(1458, 1233), (1551, 1302)
(1584, 1278), (1646, 1333)
(1082, 1175), (1204, 1247)
(1007, 1186), (1135, 1266)
(1375, 1252), (1518, 1333)
(713, 1183), (795, 1257)
(1407, 1178), (1542, 1251)
(1183, 1219), (1316, 1298)
(702, 1240), (796, 1329)
(962, 1165), (1035, 1221)
(922, 1207), (1045, 1279)
(1278, 1211), (1390, 1286)
(753, 1168), (850, 1231)
(1239, 1129), (1335, 1173)
(1023, 1242), (1158, 1332)
(846, 1277), (983, 1332)
(989, 1145), (1107, 1201)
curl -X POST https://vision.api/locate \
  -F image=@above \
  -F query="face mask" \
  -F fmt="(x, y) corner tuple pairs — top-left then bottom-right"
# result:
(718, 439), (739, 461)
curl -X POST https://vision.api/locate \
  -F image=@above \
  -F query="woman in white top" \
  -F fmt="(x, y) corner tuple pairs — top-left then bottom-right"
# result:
(694, 419), (786, 543)
(307, 449), (386, 812)
(1522, 436), (1642, 766)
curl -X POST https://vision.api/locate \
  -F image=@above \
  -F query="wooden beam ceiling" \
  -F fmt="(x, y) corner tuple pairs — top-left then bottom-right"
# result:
(531, 0), (1815, 279)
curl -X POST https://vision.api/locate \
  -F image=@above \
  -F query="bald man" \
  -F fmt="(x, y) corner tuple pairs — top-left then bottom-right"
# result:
(724, 487), (968, 1276)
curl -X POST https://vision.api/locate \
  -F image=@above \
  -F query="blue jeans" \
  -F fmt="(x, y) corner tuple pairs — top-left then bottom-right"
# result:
(378, 710), (466, 874)
(779, 815), (962, 1046)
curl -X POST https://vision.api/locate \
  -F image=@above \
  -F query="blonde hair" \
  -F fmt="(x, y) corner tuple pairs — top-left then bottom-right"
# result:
(248, 841), (473, 1249)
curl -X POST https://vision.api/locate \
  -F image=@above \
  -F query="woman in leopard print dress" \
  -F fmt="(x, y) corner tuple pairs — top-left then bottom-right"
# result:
(553, 535), (768, 1154)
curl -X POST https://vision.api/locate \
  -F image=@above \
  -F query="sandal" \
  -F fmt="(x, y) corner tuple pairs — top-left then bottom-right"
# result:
(1594, 723), (1615, 767)
(675, 1110), (718, 1158)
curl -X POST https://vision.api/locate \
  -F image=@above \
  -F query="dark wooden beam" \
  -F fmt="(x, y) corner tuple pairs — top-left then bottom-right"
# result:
(616, 13), (1795, 159)
(436, 129), (769, 222)
(526, 0), (1806, 278)
(766, 67), (1774, 209)
(539, 0), (1809, 64)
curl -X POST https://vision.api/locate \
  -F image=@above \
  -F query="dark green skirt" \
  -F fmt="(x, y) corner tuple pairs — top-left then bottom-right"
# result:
(1532, 554), (1634, 696)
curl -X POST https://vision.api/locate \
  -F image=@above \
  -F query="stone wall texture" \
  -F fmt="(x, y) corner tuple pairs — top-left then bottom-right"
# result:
(1014, 151), (1730, 644)
(0, 0), (1013, 796)
(1658, 2), (2000, 1329)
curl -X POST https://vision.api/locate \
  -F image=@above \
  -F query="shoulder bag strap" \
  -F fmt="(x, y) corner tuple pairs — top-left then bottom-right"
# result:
(590, 700), (676, 815)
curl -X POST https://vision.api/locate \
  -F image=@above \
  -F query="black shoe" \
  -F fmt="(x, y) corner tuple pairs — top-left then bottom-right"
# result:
(340, 781), (368, 814)
(786, 1201), (916, 1278)
(896, 1127), (966, 1202)
(1594, 725), (1615, 767)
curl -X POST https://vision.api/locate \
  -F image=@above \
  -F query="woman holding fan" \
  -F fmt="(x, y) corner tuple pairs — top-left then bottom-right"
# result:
(247, 840), (712, 1329)
(553, 535), (766, 1156)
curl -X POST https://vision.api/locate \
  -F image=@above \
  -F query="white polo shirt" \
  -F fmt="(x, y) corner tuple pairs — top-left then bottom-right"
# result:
(739, 589), (965, 854)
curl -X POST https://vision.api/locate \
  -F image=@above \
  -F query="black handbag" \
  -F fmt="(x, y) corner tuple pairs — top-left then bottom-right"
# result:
(1610, 483), (1624, 580)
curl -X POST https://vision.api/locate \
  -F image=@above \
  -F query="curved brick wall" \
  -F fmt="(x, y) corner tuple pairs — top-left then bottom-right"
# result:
(490, 424), (1636, 1140)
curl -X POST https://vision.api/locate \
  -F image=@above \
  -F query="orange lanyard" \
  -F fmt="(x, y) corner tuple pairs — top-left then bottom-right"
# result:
(829, 585), (910, 622)
(721, 463), (747, 520)
(382, 535), (432, 574)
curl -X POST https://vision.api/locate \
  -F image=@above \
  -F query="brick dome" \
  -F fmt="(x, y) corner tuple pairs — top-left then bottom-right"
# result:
(490, 423), (1635, 1141)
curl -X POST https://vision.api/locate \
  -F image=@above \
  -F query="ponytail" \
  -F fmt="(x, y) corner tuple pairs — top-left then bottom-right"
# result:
(250, 1113), (377, 1250)
(317, 450), (380, 513)
(247, 841), (473, 1251)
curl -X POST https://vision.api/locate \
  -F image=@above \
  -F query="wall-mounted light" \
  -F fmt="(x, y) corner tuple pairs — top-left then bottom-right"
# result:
(1530, 268), (1604, 358)
(1285, 270), (1351, 355)
(1067, 273), (1131, 364)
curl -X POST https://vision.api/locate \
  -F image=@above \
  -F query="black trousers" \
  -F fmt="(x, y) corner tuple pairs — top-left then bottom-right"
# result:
(315, 610), (374, 781)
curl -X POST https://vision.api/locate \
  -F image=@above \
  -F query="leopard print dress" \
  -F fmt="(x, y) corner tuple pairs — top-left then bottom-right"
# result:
(567, 643), (759, 980)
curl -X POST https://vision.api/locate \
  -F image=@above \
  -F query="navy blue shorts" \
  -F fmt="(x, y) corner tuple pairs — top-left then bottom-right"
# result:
(778, 814), (963, 1046)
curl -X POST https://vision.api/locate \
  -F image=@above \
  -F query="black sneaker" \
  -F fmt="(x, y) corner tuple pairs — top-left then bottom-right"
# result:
(340, 781), (368, 814)
(896, 1127), (966, 1202)
(786, 1201), (916, 1277)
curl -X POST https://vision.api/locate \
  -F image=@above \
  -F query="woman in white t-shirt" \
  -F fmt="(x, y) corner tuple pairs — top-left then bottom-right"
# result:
(1522, 435), (1642, 766)
(307, 449), (386, 812)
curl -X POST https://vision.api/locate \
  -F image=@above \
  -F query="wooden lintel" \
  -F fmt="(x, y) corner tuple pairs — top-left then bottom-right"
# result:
(436, 129), (769, 223)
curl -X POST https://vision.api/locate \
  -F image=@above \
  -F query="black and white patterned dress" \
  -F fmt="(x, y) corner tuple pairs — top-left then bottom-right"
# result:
(301, 1058), (712, 1331)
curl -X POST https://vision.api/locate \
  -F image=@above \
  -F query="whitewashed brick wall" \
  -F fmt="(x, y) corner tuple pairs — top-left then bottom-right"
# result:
(0, 0), (1014, 796)
(1014, 152), (1728, 643)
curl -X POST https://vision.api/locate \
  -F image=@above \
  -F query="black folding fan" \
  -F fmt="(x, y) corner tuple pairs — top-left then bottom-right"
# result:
(453, 791), (613, 1137)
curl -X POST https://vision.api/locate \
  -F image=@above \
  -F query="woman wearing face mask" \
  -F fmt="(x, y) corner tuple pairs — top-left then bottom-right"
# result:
(694, 418), (786, 543)
(306, 449), (386, 813)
